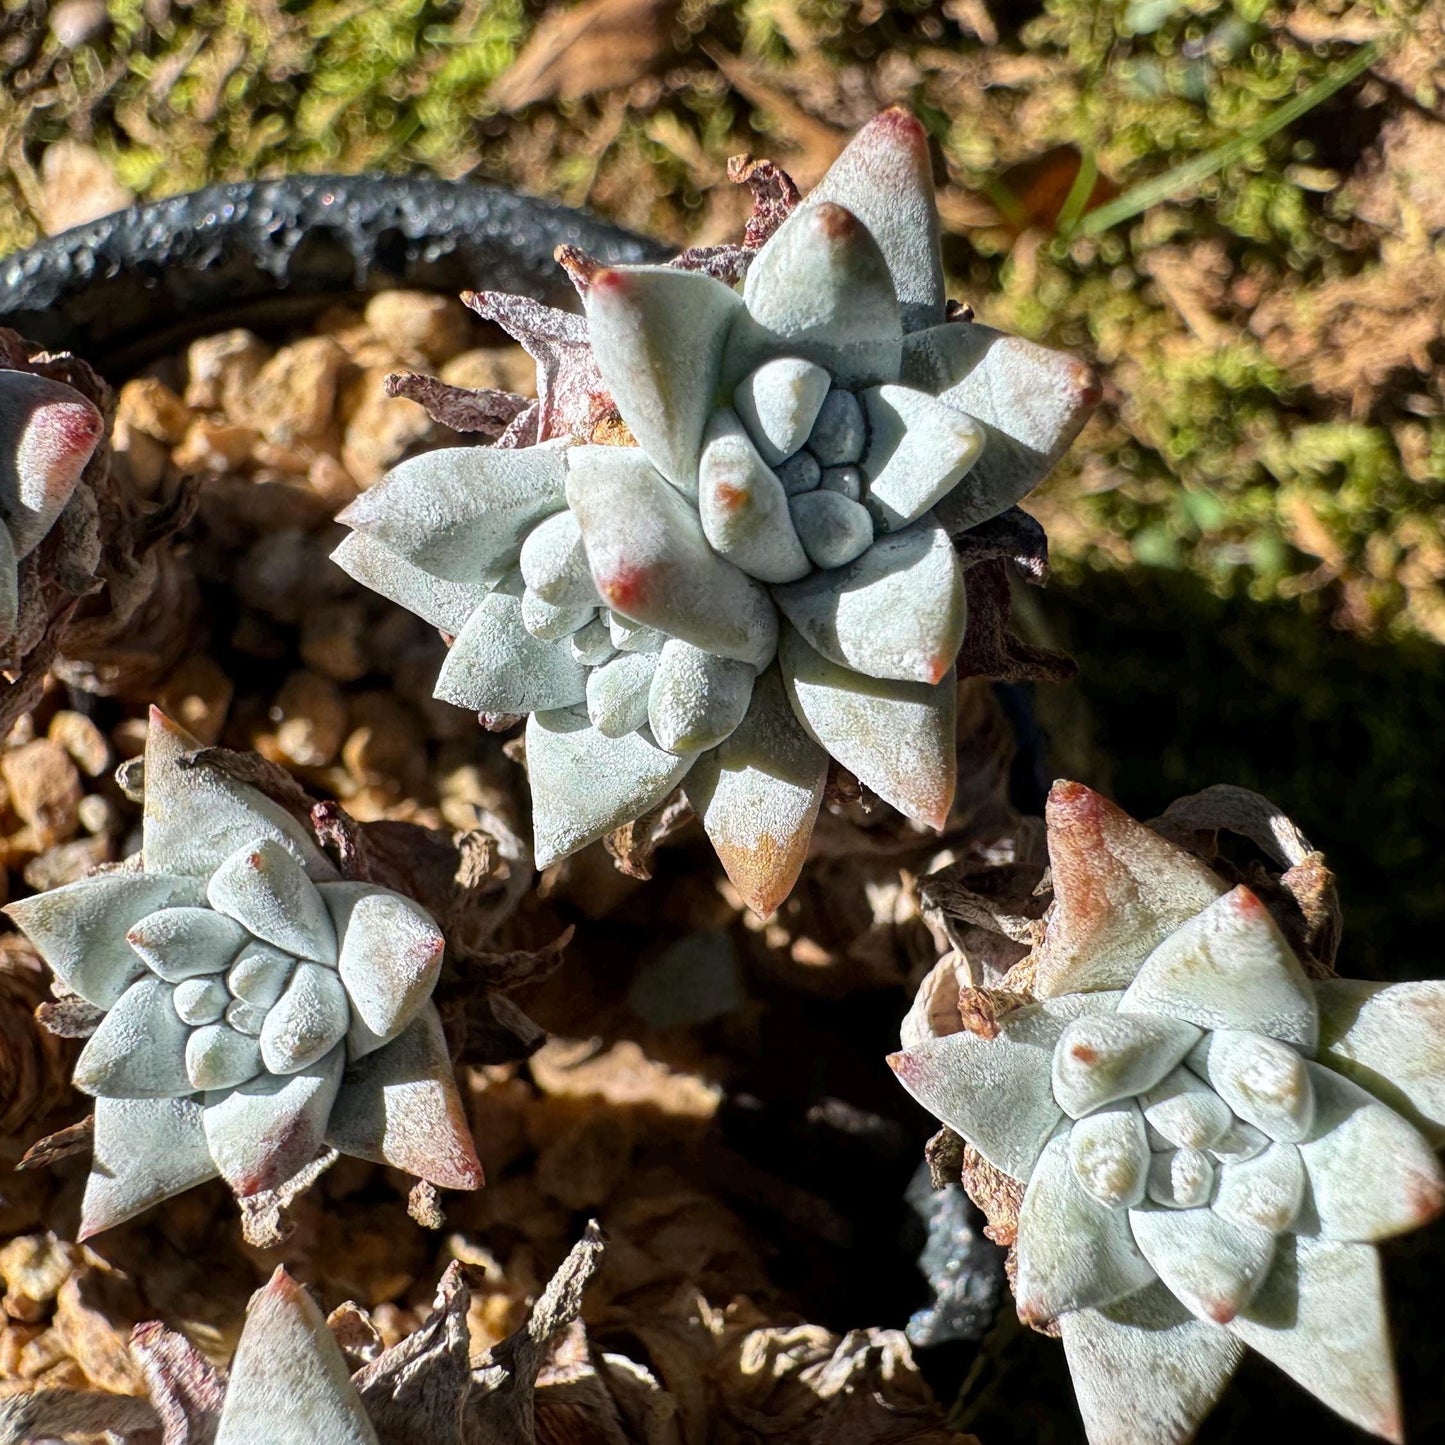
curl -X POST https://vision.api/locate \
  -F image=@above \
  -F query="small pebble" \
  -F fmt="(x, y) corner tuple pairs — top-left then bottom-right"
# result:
(184, 330), (270, 414)
(363, 291), (472, 365)
(116, 377), (191, 445)
(172, 419), (257, 474)
(1, 741), (82, 850)
(47, 711), (110, 778)
(239, 337), (349, 445)
(271, 671), (348, 768)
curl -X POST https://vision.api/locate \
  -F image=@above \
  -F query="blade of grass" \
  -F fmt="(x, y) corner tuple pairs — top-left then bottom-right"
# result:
(1067, 40), (1378, 239)
(1052, 148), (1098, 239)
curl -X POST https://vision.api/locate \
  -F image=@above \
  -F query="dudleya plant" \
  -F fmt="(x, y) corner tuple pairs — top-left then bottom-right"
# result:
(332, 109), (1098, 915)
(5, 707), (481, 1238)
(0, 367), (103, 643)
(890, 781), (1445, 1445)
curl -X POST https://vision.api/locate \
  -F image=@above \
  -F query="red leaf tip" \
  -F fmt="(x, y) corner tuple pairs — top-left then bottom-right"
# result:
(812, 201), (861, 243)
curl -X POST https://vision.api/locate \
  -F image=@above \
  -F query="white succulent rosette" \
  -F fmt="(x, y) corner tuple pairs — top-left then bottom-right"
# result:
(0, 366), (104, 643)
(891, 781), (1445, 1445)
(5, 707), (481, 1238)
(332, 109), (1098, 917)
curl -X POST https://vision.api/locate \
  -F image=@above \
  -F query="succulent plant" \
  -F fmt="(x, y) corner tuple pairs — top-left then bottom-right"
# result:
(332, 109), (1098, 916)
(890, 781), (1445, 1445)
(0, 366), (103, 644)
(5, 706), (481, 1238)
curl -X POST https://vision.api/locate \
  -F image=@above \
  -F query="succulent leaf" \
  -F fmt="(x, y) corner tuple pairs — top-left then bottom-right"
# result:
(518, 507), (601, 609)
(1213, 1143), (1306, 1235)
(1298, 1063), (1445, 1241)
(780, 625), (955, 828)
(1140, 1066), (1233, 1151)
(322, 884), (446, 1056)
(1145, 1147), (1216, 1209)
(1068, 1101), (1150, 1209)
(787, 489), (875, 569)
(773, 514), (965, 685)
(732, 357), (832, 465)
(1034, 781), (1228, 997)
(1118, 885), (1318, 1048)
(1051, 1013), (1202, 1120)
(1190, 1031), (1315, 1144)
(520, 587), (594, 641)
(186, 1024), (264, 1092)
(80, 1095), (218, 1240)
(73, 976), (196, 1098)
(583, 264), (743, 494)
(259, 962), (351, 1075)
(433, 591), (589, 712)
(1129, 1203), (1276, 1325)
(143, 708), (337, 880)
(859, 385), (984, 532)
(174, 975), (230, 1025)
(324, 1005), (483, 1190)
(1059, 1283), (1244, 1445)
(647, 639), (755, 754)
(526, 708), (694, 868)
(888, 993), (1123, 1178)
(1015, 1130), (1157, 1324)
(697, 408), (811, 583)
(685, 665), (828, 918)
(1227, 1236), (1403, 1444)
(202, 1045), (345, 1196)
(215, 1268), (380, 1445)
(0, 526), (14, 642)
(585, 649), (659, 737)
(567, 444), (778, 668)
(728, 201), (903, 390)
(329, 531), (491, 635)
(127, 904), (249, 982)
(207, 838), (338, 965)
(336, 439), (570, 584)
(3, 873), (204, 1008)
(1315, 979), (1445, 1143)
(902, 322), (1099, 531)
(807, 387), (867, 466)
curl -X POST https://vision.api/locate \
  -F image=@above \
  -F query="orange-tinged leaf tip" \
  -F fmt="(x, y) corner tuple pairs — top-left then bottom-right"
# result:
(1408, 1170), (1445, 1227)
(813, 201), (861, 243)
(1204, 1297), (1238, 1325)
(715, 482), (748, 513)
(876, 105), (929, 153)
(886, 1051), (907, 1076)
(599, 563), (651, 612)
(589, 266), (628, 297)
(1228, 885), (1267, 918)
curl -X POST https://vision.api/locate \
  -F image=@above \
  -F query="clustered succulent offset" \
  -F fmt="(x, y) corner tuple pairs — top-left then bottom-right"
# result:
(891, 782), (1445, 1445)
(0, 367), (103, 644)
(333, 109), (1098, 915)
(6, 707), (481, 1238)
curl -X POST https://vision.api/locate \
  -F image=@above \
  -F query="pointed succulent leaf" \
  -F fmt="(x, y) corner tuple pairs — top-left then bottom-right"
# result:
(773, 514), (965, 685)
(1144, 1147), (1215, 1208)
(126, 905), (248, 982)
(1228, 1236), (1403, 1443)
(259, 962), (351, 1075)
(901, 322), (1099, 530)
(860, 386), (985, 533)
(325, 1004), (483, 1191)
(173, 975), (230, 1025)
(808, 387), (867, 466)
(1015, 1130), (1157, 1324)
(215, 1267), (379, 1445)
(433, 591), (588, 713)
(787, 489), (875, 570)
(1315, 979), (1445, 1143)
(1130, 1202), (1276, 1325)
(143, 708), (337, 880)
(519, 587), (594, 641)
(207, 838), (338, 964)
(1068, 1101), (1150, 1209)
(329, 532), (492, 636)
(1051, 1013), (1202, 1119)
(336, 439), (570, 584)
(799, 108), (945, 334)
(1214, 1143), (1306, 1235)
(1119, 885), (1317, 1048)
(698, 407), (810, 583)
(647, 639), (755, 755)
(1298, 1063), (1445, 1241)
(780, 624), (956, 828)
(609, 612), (663, 652)
(518, 507), (601, 609)
(1141, 1066), (1233, 1151)
(567, 613), (616, 666)
(227, 941), (294, 1007)
(203, 1045), (345, 1196)
(1035, 781), (1228, 997)
(732, 357), (832, 465)
(729, 201), (903, 389)
(582, 264), (743, 494)
(1059, 1282), (1244, 1445)
(888, 992), (1123, 1178)
(0, 369), (104, 557)
(186, 1024), (264, 1092)
(526, 708), (694, 868)
(73, 976), (194, 1098)
(1209, 1117), (1271, 1164)
(4, 873), (204, 1008)
(80, 1095), (218, 1239)
(567, 444), (778, 668)
(320, 883), (445, 1056)
(685, 665), (828, 918)
(227, 998), (269, 1035)
(1190, 1031), (1315, 1143)
(585, 649), (658, 737)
